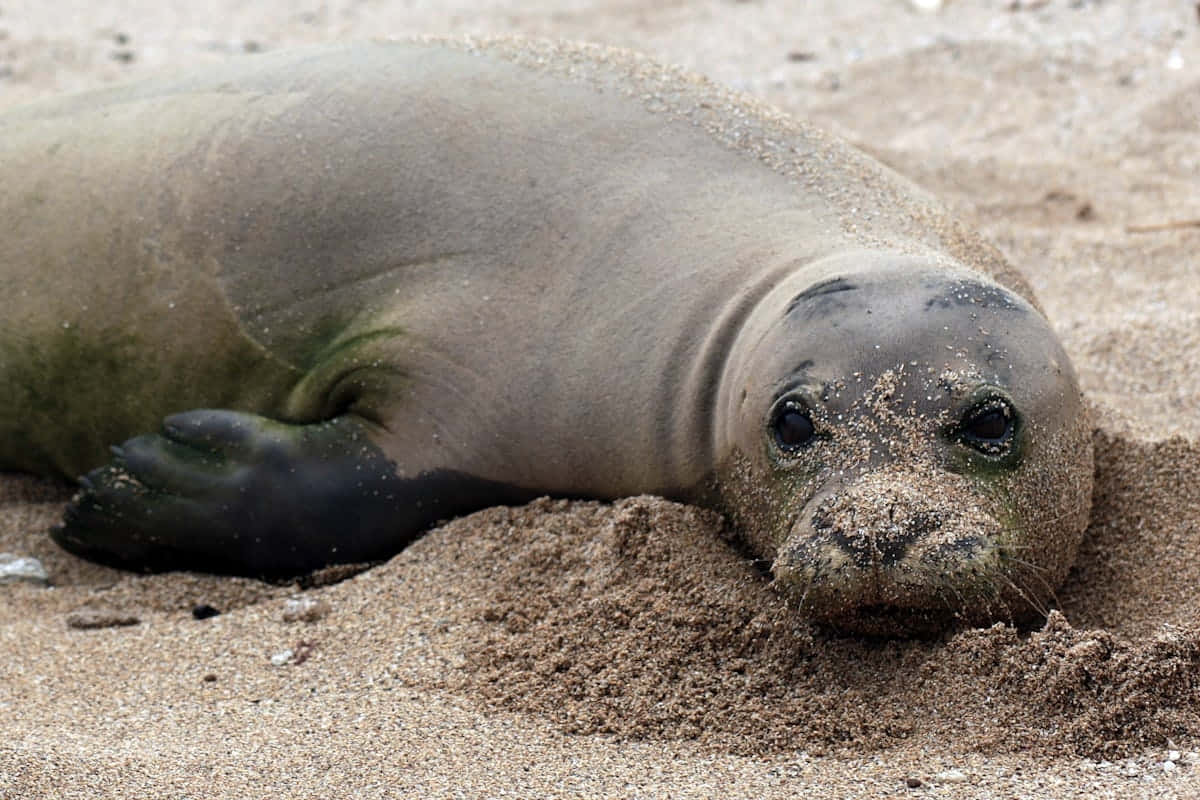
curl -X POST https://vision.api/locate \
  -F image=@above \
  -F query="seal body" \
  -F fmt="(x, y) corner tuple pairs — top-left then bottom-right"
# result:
(0, 39), (1092, 632)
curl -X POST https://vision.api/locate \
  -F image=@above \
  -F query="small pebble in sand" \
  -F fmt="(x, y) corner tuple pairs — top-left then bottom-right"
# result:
(905, 776), (923, 788)
(0, 553), (49, 585)
(292, 640), (317, 664)
(270, 649), (294, 666)
(66, 608), (140, 630)
(192, 604), (221, 620)
(281, 595), (330, 623)
(933, 769), (968, 783)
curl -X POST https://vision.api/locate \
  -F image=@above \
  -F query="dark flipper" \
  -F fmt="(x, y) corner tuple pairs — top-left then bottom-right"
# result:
(52, 409), (531, 578)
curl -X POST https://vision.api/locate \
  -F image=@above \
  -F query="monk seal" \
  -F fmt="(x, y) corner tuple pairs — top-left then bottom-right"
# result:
(0, 38), (1092, 634)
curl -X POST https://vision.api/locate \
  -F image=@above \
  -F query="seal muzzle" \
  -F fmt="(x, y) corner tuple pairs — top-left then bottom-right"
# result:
(772, 467), (1009, 627)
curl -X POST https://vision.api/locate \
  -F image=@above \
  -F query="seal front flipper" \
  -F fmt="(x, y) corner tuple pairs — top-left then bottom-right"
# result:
(52, 410), (514, 578)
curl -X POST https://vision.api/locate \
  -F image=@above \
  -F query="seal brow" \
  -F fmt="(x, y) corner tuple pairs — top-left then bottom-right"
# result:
(784, 277), (857, 316)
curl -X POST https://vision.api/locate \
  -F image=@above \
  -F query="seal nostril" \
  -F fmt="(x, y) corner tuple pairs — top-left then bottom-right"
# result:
(921, 535), (987, 565)
(829, 529), (876, 569)
(905, 511), (942, 538)
(876, 532), (911, 567)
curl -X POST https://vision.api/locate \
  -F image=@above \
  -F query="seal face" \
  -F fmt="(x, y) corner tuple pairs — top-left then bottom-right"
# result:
(718, 258), (1092, 634)
(0, 38), (1093, 634)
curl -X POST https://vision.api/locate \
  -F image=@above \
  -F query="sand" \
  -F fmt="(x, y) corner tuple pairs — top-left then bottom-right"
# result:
(3, 1), (1200, 797)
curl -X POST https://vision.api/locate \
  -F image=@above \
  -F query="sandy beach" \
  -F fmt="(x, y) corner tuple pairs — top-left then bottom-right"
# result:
(2, 1), (1200, 797)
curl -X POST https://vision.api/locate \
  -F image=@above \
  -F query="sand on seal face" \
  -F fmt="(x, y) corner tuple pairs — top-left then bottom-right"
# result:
(3, 1), (1200, 798)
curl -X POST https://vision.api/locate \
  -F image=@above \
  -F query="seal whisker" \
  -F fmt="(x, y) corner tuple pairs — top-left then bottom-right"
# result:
(932, 578), (967, 618)
(997, 505), (1090, 536)
(985, 561), (1051, 618)
(994, 571), (1050, 619)
(917, 561), (976, 616)
(1000, 556), (1060, 610)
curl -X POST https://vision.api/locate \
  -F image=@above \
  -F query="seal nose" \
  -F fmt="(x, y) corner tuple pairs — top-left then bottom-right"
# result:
(810, 495), (942, 568)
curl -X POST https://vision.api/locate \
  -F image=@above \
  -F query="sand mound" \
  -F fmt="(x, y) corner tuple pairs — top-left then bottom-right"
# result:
(420, 432), (1200, 760)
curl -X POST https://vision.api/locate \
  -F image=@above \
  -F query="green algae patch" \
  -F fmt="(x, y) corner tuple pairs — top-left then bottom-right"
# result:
(282, 322), (412, 423)
(0, 314), (300, 478)
(0, 325), (149, 475)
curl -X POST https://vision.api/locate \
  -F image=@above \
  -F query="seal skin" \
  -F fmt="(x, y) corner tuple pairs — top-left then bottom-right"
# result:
(0, 38), (1092, 633)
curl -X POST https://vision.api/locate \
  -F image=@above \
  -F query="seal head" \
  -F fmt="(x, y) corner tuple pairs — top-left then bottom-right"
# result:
(717, 252), (1093, 635)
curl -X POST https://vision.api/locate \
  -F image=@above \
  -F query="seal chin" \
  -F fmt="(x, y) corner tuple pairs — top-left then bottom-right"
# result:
(770, 471), (1021, 635)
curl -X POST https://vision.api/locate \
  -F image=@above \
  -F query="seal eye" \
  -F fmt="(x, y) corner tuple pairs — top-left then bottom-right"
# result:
(773, 407), (815, 450)
(966, 409), (1008, 440)
(958, 400), (1015, 454)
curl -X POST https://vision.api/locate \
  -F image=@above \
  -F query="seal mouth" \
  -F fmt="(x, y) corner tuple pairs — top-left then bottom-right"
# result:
(817, 603), (960, 639)
(770, 469), (1019, 633)
(771, 538), (1031, 637)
